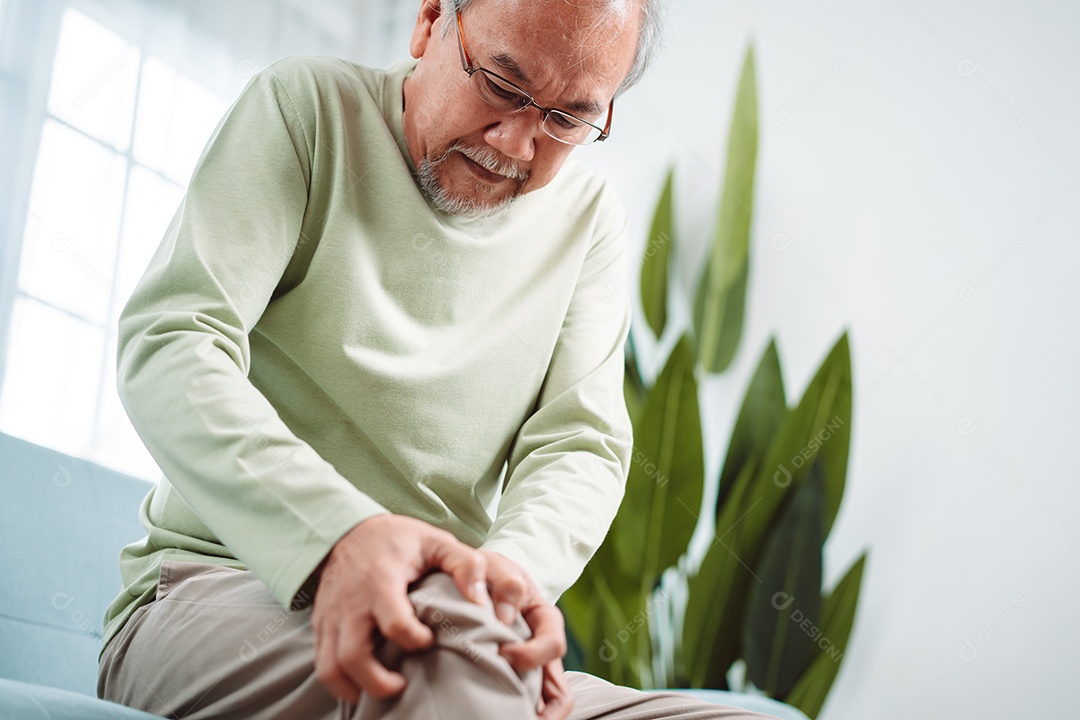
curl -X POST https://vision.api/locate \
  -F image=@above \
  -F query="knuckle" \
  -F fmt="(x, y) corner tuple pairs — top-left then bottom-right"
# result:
(316, 662), (344, 689)
(382, 616), (414, 639)
(495, 574), (526, 598)
(336, 643), (363, 668)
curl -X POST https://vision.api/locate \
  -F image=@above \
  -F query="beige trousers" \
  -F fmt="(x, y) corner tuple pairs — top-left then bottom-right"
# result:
(99, 561), (778, 720)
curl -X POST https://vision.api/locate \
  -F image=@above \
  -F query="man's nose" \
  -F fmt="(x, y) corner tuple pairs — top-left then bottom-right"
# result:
(483, 110), (539, 163)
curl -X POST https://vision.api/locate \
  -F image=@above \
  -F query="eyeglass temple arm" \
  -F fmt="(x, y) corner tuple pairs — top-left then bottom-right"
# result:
(456, 11), (471, 70)
(597, 98), (614, 141)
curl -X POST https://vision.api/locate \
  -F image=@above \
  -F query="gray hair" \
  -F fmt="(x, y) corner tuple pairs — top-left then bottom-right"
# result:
(439, 0), (665, 95)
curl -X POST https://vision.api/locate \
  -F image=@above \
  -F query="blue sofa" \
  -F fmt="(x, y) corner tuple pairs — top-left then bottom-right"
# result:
(0, 432), (162, 719)
(0, 432), (808, 720)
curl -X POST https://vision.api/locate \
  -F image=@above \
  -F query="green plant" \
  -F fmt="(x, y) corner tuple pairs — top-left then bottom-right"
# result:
(559, 43), (866, 718)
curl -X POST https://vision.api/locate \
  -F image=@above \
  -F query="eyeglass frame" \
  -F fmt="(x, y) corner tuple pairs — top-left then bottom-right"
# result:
(453, 9), (614, 145)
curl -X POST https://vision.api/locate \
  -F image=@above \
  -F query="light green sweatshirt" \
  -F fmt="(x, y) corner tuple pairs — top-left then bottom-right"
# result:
(102, 55), (633, 655)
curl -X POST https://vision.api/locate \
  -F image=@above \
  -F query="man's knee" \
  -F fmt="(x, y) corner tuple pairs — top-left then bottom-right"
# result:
(354, 572), (542, 719)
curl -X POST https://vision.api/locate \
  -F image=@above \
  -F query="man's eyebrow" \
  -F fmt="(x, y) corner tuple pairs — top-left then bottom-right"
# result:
(490, 53), (606, 119)
(491, 53), (532, 85)
(564, 98), (606, 119)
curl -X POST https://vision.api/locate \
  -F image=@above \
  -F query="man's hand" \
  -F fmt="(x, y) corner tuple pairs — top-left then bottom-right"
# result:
(311, 514), (487, 704)
(481, 549), (575, 720)
(310, 515), (574, 719)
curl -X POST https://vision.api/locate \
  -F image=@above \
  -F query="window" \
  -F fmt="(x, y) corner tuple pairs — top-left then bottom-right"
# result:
(0, 7), (228, 480)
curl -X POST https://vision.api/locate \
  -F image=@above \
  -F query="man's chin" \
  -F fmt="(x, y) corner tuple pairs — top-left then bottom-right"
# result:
(417, 161), (520, 218)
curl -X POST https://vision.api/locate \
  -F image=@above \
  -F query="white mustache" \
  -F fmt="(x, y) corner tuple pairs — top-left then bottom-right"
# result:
(452, 142), (528, 182)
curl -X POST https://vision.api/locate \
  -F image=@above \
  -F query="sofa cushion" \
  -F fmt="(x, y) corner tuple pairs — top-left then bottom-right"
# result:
(0, 678), (164, 719)
(0, 432), (152, 695)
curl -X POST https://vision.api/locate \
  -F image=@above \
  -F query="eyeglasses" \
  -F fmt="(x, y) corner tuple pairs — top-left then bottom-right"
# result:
(454, 10), (613, 146)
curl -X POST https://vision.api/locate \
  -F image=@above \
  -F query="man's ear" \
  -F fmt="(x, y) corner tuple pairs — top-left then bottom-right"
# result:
(409, 0), (445, 59)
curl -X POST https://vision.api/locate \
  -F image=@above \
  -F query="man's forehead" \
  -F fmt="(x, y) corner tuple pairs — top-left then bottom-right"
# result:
(469, 0), (638, 111)
(488, 52), (607, 118)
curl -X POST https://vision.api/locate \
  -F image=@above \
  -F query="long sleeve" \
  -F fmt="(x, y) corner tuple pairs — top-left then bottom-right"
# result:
(481, 200), (634, 603)
(116, 64), (387, 611)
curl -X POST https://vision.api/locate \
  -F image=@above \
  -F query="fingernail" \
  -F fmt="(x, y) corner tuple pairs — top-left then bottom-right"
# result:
(496, 602), (516, 624)
(471, 581), (488, 603)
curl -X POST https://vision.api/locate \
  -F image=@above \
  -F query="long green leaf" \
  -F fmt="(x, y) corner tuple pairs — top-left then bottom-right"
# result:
(641, 167), (675, 338)
(694, 44), (758, 373)
(682, 339), (786, 684)
(590, 572), (641, 686)
(612, 335), (703, 588)
(562, 516), (640, 662)
(559, 578), (596, 669)
(742, 456), (825, 697)
(694, 260), (749, 374)
(716, 338), (787, 514)
(783, 553), (867, 718)
(624, 335), (647, 425)
(758, 333), (852, 536)
(682, 458), (760, 687)
(683, 332), (852, 687)
(562, 602), (588, 672)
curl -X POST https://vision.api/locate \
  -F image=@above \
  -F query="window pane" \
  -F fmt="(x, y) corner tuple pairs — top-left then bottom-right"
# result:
(0, 296), (104, 457)
(133, 55), (228, 184)
(47, 8), (139, 150)
(111, 164), (183, 328)
(17, 119), (126, 324)
(94, 335), (161, 481)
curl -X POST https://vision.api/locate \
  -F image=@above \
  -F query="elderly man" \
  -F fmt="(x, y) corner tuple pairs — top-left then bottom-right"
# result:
(97, 0), (778, 718)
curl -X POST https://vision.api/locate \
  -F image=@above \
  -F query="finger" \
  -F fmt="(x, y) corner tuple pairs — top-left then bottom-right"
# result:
(484, 558), (527, 624)
(432, 541), (488, 605)
(535, 667), (560, 716)
(538, 659), (574, 720)
(539, 686), (574, 720)
(370, 583), (436, 652)
(314, 620), (360, 705)
(499, 603), (566, 671)
(544, 658), (570, 699)
(335, 615), (408, 700)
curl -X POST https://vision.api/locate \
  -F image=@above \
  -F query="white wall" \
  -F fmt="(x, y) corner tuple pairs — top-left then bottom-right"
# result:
(570, 0), (1078, 717)
(367, 0), (1080, 715)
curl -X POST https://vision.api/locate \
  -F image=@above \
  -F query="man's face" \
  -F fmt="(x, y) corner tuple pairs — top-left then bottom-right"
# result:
(402, 0), (640, 217)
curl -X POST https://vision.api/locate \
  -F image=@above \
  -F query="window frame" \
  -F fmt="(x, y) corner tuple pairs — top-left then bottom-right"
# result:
(0, 0), (224, 480)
